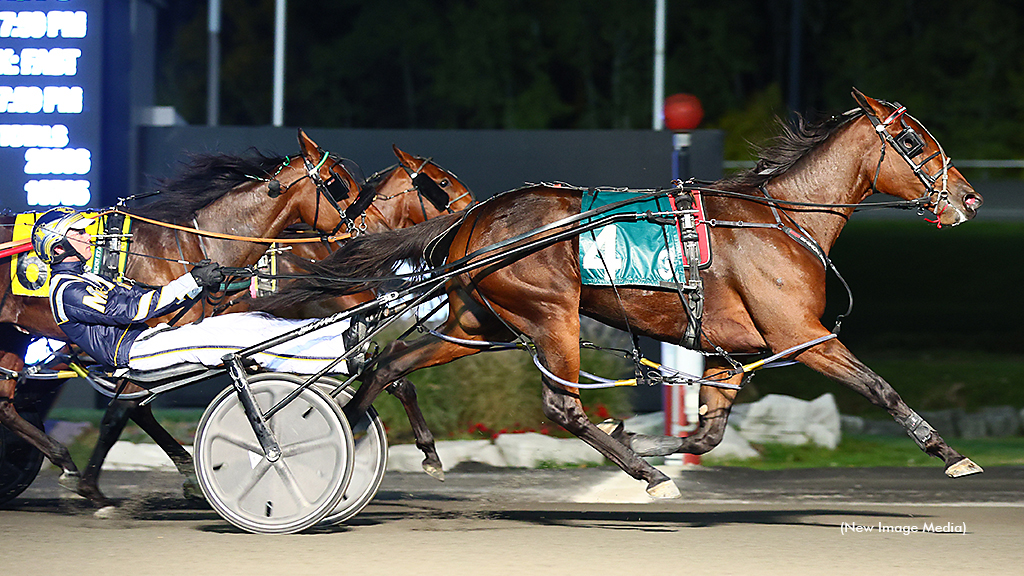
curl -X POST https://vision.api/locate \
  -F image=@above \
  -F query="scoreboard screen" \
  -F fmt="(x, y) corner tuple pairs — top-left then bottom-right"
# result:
(1, 0), (103, 212)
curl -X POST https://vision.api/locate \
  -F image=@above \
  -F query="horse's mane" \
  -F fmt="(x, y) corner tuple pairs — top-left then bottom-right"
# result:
(722, 109), (864, 189)
(130, 150), (287, 223)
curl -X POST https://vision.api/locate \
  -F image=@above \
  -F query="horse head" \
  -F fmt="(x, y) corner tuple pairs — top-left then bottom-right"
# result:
(380, 145), (475, 226)
(292, 128), (368, 236)
(852, 88), (983, 227)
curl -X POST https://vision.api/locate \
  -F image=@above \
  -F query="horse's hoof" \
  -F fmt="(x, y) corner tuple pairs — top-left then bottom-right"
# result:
(183, 477), (206, 501)
(423, 461), (445, 482)
(94, 505), (119, 519)
(71, 480), (114, 508)
(57, 470), (81, 493)
(946, 457), (984, 478)
(646, 478), (681, 499)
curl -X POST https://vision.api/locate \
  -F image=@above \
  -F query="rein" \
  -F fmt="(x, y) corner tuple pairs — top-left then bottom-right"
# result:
(111, 209), (351, 244)
(73, 153), (466, 273)
(692, 185), (928, 213)
(112, 151), (359, 247)
(758, 184), (855, 333)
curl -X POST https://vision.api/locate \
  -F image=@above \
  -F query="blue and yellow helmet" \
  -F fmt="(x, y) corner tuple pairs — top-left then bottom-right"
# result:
(30, 207), (94, 264)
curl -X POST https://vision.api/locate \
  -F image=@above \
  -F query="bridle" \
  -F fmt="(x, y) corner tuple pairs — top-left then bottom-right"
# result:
(856, 99), (965, 226)
(396, 157), (472, 214)
(298, 150), (377, 237)
(255, 152), (353, 237)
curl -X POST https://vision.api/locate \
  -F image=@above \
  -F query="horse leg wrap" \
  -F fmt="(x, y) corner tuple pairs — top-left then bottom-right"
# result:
(57, 469), (81, 492)
(896, 410), (934, 449)
(596, 419), (683, 457)
(596, 419), (626, 440)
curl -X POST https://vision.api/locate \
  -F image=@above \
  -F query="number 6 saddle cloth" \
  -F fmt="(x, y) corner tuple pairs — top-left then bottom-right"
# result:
(9, 211), (131, 297)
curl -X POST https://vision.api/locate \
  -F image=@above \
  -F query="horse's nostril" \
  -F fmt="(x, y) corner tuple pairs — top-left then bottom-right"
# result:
(964, 194), (982, 210)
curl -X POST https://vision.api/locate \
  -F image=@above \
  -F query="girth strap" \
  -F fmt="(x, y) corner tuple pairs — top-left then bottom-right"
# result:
(666, 188), (705, 349)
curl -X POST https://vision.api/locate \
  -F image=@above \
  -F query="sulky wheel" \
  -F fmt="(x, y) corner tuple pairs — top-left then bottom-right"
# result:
(0, 411), (45, 506)
(315, 376), (388, 526)
(194, 374), (355, 534)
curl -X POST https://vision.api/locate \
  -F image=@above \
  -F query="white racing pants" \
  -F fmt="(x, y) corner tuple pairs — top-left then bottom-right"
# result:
(128, 312), (349, 374)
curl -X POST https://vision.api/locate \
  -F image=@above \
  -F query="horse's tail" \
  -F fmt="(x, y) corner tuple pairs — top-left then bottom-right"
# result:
(254, 212), (464, 311)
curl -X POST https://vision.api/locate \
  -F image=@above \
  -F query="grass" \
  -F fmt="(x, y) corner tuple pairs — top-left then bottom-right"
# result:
(46, 347), (1022, 471)
(48, 408), (202, 468)
(735, 348), (1024, 418)
(360, 316), (637, 445)
(738, 219), (1024, 418)
(49, 408), (1024, 474)
(708, 435), (1024, 470)
(821, 220), (1024, 354)
(363, 220), (1024, 438)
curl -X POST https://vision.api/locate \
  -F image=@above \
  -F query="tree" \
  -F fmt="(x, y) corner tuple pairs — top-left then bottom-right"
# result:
(154, 0), (1024, 161)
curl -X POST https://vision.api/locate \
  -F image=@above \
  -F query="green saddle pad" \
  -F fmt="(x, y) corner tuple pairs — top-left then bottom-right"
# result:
(579, 190), (690, 287)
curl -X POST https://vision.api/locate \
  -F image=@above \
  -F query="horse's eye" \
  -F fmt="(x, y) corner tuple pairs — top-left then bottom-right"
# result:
(440, 179), (450, 188)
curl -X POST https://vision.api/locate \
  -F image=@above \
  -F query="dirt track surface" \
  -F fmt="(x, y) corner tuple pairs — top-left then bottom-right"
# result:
(3, 465), (1023, 576)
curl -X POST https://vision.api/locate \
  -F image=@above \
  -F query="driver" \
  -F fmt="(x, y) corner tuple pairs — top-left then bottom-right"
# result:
(32, 206), (352, 374)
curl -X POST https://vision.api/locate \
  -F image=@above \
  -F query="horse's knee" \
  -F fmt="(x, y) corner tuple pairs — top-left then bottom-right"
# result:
(386, 378), (417, 402)
(541, 389), (588, 433)
(0, 395), (15, 418)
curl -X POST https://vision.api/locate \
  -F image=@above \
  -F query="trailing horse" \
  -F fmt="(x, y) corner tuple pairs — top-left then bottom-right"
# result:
(0, 132), (473, 507)
(265, 90), (984, 496)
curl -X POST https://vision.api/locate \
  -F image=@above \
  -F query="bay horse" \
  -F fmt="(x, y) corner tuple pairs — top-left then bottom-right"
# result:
(266, 90), (984, 497)
(0, 132), (472, 508)
(210, 143), (474, 482)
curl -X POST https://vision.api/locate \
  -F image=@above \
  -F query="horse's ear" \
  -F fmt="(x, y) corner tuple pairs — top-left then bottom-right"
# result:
(297, 128), (322, 163)
(392, 144), (414, 168)
(851, 88), (886, 117)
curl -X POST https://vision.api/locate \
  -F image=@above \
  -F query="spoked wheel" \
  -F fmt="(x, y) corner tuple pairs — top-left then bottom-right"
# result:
(194, 374), (355, 534)
(0, 411), (45, 506)
(315, 377), (388, 526)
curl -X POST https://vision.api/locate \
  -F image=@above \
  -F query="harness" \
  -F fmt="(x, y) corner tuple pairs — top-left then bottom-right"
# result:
(91, 211), (132, 282)
(16, 99), (959, 396)
(665, 187), (705, 349)
(345, 98), (962, 390)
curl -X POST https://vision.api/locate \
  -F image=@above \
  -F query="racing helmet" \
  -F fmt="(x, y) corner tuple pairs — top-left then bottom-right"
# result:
(30, 207), (94, 264)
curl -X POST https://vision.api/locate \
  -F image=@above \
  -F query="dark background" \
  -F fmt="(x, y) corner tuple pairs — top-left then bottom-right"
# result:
(150, 0), (1024, 162)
